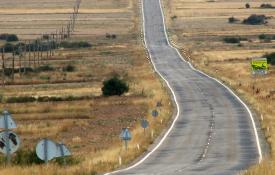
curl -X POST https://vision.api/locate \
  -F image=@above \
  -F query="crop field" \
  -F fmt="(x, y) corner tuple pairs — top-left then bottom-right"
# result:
(0, 0), (173, 174)
(163, 0), (275, 174)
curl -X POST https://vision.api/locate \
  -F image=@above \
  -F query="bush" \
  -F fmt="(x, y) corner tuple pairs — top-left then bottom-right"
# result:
(259, 34), (268, 40)
(245, 3), (250, 8)
(36, 65), (54, 72)
(60, 41), (91, 48)
(102, 77), (129, 96)
(260, 3), (274, 8)
(264, 52), (275, 65)
(3, 68), (13, 76)
(223, 37), (247, 44)
(228, 16), (239, 23)
(223, 37), (241, 44)
(2, 43), (14, 52)
(0, 34), (19, 42)
(62, 64), (75, 72)
(5, 67), (34, 76)
(105, 33), (117, 39)
(6, 96), (36, 103)
(6, 34), (19, 42)
(243, 14), (268, 25)
(0, 34), (8, 40)
(12, 149), (44, 165)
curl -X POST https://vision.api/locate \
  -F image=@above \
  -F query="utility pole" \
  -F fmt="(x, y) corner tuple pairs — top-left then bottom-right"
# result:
(24, 41), (27, 74)
(56, 29), (59, 49)
(28, 40), (31, 67)
(39, 37), (43, 65)
(18, 44), (22, 77)
(67, 22), (71, 38)
(46, 38), (49, 62)
(33, 41), (36, 68)
(72, 6), (76, 32)
(1, 48), (5, 86)
(12, 46), (15, 81)
(49, 38), (52, 58)
(37, 42), (39, 66)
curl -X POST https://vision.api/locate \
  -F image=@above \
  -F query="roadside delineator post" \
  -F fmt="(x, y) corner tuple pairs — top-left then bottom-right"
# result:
(151, 109), (159, 139)
(141, 118), (149, 135)
(120, 128), (132, 150)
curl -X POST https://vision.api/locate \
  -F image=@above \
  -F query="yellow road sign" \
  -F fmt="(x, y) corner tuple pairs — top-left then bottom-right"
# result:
(251, 58), (268, 70)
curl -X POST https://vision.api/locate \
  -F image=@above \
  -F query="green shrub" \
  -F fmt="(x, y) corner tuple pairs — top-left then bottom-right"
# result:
(3, 68), (13, 76)
(12, 149), (44, 165)
(0, 34), (9, 40)
(60, 41), (91, 48)
(223, 37), (247, 44)
(5, 95), (91, 103)
(260, 3), (274, 8)
(2, 67), (34, 76)
(259, 34), (275, 41)
(37, 96), (50, 102)
(62, 64), (75, 72)
(6, 34), (19, 42)
(259, 34), (268, 40)
(6, 96), (36, 103)
(2, 43), (14, 52)
(102, 77), (129, 96)
(47, 96), (63, 102)
(36, 65), (54, 72)
(264, 52), (275, 65)
(0, 34), (19, 42)
(243, 14), (268, 25)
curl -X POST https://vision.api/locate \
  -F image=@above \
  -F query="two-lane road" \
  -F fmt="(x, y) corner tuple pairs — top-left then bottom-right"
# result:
(106, 0), (262, 174)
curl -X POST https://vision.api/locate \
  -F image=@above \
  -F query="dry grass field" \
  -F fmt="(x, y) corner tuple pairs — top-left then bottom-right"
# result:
(163, 0), (275, 174)
(0, 0), (173, 174)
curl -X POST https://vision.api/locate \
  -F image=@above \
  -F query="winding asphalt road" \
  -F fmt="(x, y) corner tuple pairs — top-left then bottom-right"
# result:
(106, 0), (262, 174)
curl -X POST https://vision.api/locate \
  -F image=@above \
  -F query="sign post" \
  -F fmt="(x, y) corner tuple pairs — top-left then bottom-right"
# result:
(141, 119), (149, 135)
(56, 142), (71, 165)
(151, 110), (159, 119)
(251, 58), (268, 75)
(36, 139), (71, 164)
(0, 110), (19, 164)
(151, 110), (159, 138)
(120, 128), (132, 150)
(36, 138), (57, 163)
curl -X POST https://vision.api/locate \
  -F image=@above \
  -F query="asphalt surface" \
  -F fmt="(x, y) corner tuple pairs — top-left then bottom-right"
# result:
(108, 0), (261, 174)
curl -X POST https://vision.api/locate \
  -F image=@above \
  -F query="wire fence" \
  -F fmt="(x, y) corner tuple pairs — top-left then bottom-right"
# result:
(0, 0), (82, 86)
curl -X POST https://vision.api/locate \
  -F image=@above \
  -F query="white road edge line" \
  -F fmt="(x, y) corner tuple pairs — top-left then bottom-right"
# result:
(104, 0), (262, 174)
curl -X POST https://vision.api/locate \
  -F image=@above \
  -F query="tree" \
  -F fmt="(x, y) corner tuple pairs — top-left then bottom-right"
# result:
(0, 34), (19, 42)
(264, 52), (275, 65)
(243, 14), (267, 25)
(6, 34), (19, 42)
(102, 77), (129, 96)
